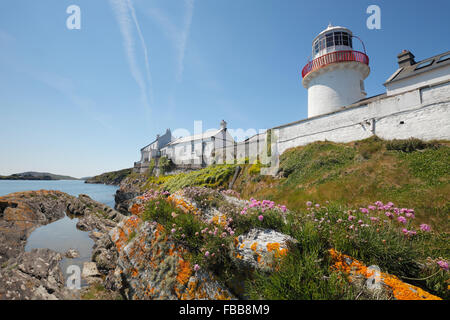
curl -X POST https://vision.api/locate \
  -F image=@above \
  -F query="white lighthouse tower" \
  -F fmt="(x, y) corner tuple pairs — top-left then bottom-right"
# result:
(302, 25), (370, 118)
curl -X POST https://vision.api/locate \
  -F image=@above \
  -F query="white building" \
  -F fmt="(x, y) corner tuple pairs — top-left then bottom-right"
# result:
(384, 50), (450, 96)
(160, 120), (235, 168)
(134, 129), (172, 173)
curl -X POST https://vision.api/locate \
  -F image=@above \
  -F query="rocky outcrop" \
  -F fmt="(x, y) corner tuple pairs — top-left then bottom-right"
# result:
(114, 175), (147, 214)
(84, 168), (132, 186)
(0, 190), (126, 300)
(108, 216), (235, 300)
(234, 228), (296, 271)
(0, 248), (77, 300)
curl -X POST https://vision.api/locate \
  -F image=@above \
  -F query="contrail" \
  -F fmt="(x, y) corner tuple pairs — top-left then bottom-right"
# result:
(127, 0), (154, 105)
(109, 0), (152, 111)
(177, 0), (195, 82)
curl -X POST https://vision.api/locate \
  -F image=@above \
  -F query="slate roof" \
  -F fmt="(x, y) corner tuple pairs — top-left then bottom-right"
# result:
(384, 51), (450, 85)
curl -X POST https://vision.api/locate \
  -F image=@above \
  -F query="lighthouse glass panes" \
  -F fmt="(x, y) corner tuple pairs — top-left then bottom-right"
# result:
(313, 31), (352, 57)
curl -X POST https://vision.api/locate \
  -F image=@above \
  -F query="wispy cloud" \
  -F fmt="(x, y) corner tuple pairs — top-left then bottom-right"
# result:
(109, 0), (153, 110)
(147, 0), (195, 82)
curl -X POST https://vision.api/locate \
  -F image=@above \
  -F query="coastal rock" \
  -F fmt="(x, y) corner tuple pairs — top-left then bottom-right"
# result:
(65, 249), (80, 259)
(109, 217), (235, 300)
(114, 175), (147, 214)
(234, 228), (296, 270)
(0, 190), (125, 300)
(0, 248), (77, 300)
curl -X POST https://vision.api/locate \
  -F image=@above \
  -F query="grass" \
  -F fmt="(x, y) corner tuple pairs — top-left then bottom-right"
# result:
(233, 137), (450, 232)
(144, 164), (237, 193)
(85, 168), (132, 185)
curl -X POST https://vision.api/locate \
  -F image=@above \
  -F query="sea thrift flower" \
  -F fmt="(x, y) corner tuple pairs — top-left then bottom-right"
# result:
(306, 201), (312, 207)
(171, 228), (176, 233)
(358, 219), (364, 225)
(370, 217), (379, 222)
(315, 204), (320, 208)
(437, 260), (449, 271)
(348, 215), (356, 221)
(420, 224), (431, 232)
(397, 216), (407, 224)
(385, 212), (394, 219)
(360, 208), (369, 214)
(402, 228), (409, 235)
(258, 215), (264, 222)
(194, 264), (200, 272)
(205, 251), (210, 257)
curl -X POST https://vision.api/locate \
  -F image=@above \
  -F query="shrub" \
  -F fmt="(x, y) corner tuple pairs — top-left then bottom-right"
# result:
(386, 138), (440, 153)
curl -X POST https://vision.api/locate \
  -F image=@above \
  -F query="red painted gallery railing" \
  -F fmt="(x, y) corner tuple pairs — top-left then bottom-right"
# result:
(301, 50), (369, 78)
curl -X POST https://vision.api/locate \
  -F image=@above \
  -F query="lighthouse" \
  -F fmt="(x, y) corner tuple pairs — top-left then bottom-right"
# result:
(302, 25), (370, 118)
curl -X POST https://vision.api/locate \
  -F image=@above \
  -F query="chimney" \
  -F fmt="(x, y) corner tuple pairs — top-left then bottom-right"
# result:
(397, 50), (416, 68)
(220, 120), (227, 130)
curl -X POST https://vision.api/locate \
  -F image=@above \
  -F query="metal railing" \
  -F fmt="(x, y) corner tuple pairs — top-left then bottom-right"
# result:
(302, 50), (369, 78)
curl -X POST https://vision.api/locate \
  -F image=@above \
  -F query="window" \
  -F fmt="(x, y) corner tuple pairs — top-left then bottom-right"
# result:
(437, 53), (450, 63)
(191, 141), (195, 153)
(334, 32), (342, 46)
(326, 33), (334, 48)
(342, 33), (349, 46)
(415, 59), (434, 70)
(314, 40), (320, 55)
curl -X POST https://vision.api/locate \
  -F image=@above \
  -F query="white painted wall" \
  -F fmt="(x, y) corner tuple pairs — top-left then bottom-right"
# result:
(305, 62), (369, 118)
(276, 81), (450, 155)
(213, 81), (449, 168)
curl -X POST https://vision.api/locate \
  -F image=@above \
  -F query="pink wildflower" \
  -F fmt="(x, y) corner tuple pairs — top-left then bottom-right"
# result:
(437, 260), (449, 271)
(420, 224), (431, 232)
(258, 215), (264, 222)
(397, 216), (407, 224)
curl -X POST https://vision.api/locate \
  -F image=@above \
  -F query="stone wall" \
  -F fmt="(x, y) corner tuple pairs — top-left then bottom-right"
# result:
(213, 81), (450, 166)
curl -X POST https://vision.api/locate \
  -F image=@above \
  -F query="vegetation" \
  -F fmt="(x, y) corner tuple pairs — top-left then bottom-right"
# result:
(84, 168), (132, 185)
(128, 137), (449, 299)
(233, 137), (450, 232)
(144, 164), (237, 193)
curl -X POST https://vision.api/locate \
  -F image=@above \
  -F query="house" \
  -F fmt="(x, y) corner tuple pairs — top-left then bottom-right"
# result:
(384, 50), (450, 96)
(160, 120), (235, 168)
(134, 129), (172, 173)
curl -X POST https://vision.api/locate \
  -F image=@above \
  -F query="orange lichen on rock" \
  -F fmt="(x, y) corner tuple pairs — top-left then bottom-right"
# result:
(267, 242), (288, 258)
(130, 203), (144, 216)
(329, 248), (442, 300)
(176, 259), (192, 285)
(168, 192), (199, 215)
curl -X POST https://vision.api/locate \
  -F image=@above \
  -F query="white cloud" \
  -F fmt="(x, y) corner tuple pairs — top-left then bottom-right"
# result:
(147, 0), (195, 82)
(109, 0), (153, 110)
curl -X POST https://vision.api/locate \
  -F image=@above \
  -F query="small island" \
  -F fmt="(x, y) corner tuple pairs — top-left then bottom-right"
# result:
(0, 171), (78, 181)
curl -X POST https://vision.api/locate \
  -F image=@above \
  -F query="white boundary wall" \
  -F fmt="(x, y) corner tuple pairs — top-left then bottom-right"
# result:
(214, 81), (450, 166)
(275, 81), (450, 155)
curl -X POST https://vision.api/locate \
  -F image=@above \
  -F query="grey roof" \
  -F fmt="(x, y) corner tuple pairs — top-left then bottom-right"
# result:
(384, 50), (450, 86)
(165, 129), (223, 146)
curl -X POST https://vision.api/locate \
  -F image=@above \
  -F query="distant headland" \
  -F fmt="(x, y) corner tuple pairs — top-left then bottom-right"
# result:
(0, 171), (79, 181)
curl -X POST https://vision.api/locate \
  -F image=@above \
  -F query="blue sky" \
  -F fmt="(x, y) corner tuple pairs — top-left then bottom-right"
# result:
(0, 0), (449, 178)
